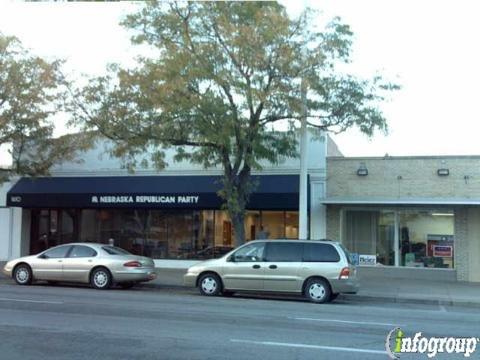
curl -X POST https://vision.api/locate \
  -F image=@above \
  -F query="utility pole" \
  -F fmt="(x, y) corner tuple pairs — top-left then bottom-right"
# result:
(298, 79), (308, 240)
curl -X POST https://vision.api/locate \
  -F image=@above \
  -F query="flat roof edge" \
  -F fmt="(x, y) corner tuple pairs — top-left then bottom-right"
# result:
(322, 199), (480, 205)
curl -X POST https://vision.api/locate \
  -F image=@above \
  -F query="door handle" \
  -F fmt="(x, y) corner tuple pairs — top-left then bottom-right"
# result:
(252, 264), (261, 269)
(57, 260), (62, 263)
(269, 265), (277, 269)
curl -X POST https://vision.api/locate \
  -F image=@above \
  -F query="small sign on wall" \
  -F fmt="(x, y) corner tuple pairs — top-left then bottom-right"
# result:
(432, 245), (453, 257)
(359, 254), (377, 266)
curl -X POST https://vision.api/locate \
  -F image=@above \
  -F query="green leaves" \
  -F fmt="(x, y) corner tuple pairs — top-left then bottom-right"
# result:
(73, 2), (398, 244)
(0, 33), (86, 179)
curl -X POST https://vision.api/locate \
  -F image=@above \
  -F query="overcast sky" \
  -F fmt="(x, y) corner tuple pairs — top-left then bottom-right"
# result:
(1, 0), (479, 160)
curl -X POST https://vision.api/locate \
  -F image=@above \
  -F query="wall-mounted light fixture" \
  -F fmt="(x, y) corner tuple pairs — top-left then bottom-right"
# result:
(357, 163), (368, 176)
(437, 168), (449, 176)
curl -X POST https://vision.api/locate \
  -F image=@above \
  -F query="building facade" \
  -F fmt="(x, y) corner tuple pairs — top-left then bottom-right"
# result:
(1, 131), (329, 265)
(325, 156), (480, 282)
(3, 136), (480, 283)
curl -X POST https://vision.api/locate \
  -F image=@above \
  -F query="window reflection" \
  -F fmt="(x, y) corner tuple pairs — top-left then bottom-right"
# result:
(30, 209), (299, 259)
(343, 209), (455, 268)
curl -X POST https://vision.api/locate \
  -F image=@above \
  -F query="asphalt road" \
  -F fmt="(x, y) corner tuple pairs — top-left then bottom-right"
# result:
(0, 281), (479, 360)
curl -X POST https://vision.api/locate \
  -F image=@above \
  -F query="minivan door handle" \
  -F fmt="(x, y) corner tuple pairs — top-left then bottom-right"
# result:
(269, 265), (277, 269)
(252, 264), (261, 269)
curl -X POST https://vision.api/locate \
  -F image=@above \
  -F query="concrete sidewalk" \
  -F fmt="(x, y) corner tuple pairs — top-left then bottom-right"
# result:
(2, 266), (479, 307)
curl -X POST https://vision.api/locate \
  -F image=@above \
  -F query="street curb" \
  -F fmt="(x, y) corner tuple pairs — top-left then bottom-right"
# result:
(139, 282), (480, 309)
(340, 294), (480, 309)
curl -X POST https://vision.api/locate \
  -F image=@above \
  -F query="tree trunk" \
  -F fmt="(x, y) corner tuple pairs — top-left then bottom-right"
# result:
(231, 210), (246, 248)
(221, 167), (251, 248)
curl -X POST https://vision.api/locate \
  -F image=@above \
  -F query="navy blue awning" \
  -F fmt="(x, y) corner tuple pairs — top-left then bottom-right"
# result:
(7, 175), (301, 210)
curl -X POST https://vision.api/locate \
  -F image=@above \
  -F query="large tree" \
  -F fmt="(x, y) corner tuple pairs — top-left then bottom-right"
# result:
(73, 1), (397, 246)
(0, 33), (86, 182)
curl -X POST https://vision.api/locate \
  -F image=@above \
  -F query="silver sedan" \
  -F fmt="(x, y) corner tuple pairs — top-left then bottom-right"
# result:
(2, 243), (157, 290)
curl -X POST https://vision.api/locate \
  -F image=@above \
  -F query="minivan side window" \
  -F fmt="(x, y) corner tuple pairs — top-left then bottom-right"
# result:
(232, 242), (265, 262)
(265, 242), (303, 262)
(303, 243), (340, 262)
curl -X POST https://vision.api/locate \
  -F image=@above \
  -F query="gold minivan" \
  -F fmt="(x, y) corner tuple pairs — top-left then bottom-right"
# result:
(184, 239), (358, 303)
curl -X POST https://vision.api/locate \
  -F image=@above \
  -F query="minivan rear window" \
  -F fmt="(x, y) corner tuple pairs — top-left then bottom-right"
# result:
(339, 244), (354, 265)
(265, 242), (303, 262)
(303, 243), (340, 262)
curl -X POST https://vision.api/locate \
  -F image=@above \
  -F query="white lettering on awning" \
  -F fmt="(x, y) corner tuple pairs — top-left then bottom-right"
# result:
(90, 195), (200, 205)
(177, 196), (199, 204)
(98, 196), (134, 204)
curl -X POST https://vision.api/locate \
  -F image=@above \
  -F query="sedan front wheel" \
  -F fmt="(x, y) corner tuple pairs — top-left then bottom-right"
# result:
(14, 264), (32, 285)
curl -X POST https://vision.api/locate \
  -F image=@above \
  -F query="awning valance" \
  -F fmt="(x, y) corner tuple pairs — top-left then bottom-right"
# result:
(7, 175), (300, 210)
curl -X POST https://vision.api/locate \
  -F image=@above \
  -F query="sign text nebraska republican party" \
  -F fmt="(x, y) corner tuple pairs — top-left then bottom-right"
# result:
(91, 195), (199, 204)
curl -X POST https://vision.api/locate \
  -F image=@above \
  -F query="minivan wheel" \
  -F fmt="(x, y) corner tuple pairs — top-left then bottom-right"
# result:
(199, 273), (222, 296)
(90, 267), (112, 290)
(305, 278), (331, 303)
(14, 264), (32, 285)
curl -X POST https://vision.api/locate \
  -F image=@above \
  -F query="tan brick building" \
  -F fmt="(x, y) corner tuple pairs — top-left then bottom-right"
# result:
(325, 156), (480, 283)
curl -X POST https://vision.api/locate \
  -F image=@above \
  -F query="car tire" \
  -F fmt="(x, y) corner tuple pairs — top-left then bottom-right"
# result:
(119, 282), (135, 289)
(13, 264), (32, 286)
(198, 273), (222, 296)
(305, 278), (331, 303)
(90, 267), (112, 290)
(330, 293), (339, 302)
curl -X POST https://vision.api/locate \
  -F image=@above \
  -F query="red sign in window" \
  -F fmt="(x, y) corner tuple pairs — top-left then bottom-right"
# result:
(432, 245), (453, 257)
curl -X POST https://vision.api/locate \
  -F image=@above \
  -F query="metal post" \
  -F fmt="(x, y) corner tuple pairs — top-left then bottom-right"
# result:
(298, 80), (308, 240)
(394, 210), (399, 266)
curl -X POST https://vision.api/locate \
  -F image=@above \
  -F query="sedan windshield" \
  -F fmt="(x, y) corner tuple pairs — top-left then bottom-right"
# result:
(102, 246), (131, 255)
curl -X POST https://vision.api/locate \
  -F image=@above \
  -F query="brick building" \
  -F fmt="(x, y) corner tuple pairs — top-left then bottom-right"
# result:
(325, 156), (480, 282)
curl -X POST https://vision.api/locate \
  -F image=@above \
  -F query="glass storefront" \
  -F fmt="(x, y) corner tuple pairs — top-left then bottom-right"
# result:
(343, 208), (455, 269)
(29, 209), (299, 259)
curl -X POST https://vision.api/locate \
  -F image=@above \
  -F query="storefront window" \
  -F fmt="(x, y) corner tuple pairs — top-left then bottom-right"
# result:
(60, 210), (76, 244)
(377, 212), (395, 266)
(261, 211), (285, 239)
(399, 210), (454, 269)
(244, 211), (261, 241)
(30, 208), (299, 259)
(285, 212), (299, 239)
(214, 210), (233, 247)
(343, 208), (455, 268)
(344, 210), (394, 266)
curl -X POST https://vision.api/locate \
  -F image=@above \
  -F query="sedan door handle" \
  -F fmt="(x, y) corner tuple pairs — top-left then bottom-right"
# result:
(252, 264), (261, 269)
(269, 265), (277, 269)
(57, 260), (63, 263)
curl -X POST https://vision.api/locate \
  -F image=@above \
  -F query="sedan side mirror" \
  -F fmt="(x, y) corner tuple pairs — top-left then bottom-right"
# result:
(38, 253), (47, 259)
(227, 255), (236, 262)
